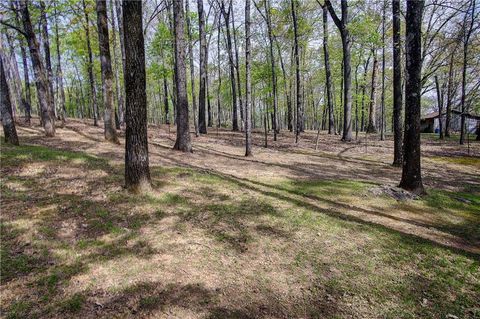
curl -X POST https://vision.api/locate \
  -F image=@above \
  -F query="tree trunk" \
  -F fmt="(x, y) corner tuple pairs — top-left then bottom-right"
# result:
(367, 50), (378, 133)
(321, 5), (334, 135)
(40, 1), (56, 119)
(19, 0), (55, 136)
(12, 1), (31, 124)
(82, 0), (99, 126)
(380, 0), (386, 141)
(265, 0), (278, 140)
(245, 0), (252, 156)
(123, 0), (151, 192)
(217, 17), (222, 128)
(445, 48), (456, 138)
(54, 4), (66, 126)
(115, 0), (126, 126)
(291, 0), (302, 143)
(0, 45), (19, 145)
(435, 75), (444, 140)
(185, 0), (199, 137)
(392, 0), (402, 166)
(173, 0), (192, 152)
(197, 0), (208, 134)
(326, 0), (352, 141)
(231, 0), (244, 128)
(97, 0), (119, 143)
(399, 0), (425, 195)
(110, 0), (124, 128)
(459, 0), (475, 145)
(221, 0), (239, 131)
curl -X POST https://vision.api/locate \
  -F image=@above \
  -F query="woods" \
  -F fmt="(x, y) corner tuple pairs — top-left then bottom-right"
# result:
(0, 0), (479, 317)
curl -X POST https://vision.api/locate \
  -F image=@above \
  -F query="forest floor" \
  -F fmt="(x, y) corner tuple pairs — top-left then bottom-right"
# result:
(1, 118), (479, 319)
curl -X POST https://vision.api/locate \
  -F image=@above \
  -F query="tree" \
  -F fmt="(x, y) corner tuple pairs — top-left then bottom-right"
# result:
(392, 0), (402, 166)
(459, 0), (476, 145)
(173, 0), (192, 152)
(40, 1), (55, 119)
(291, 0), (302, 143)
(185, 0), (199, 137)
(82, 0), (99, 126)
(123, 0), (151, 192)
(96, 0), (119, 143)
(197, 0), (207, 134)
(54, 4), (66, 126)
(245, 0), (252, 156)
(220, 0), (239, 131)
(325, 0), (352, 141)
(0, 41), (19, 145)
(399, 0), (425, 195)
(319, 2), (335, 135)
(18, 0), (55, 137)
(366, 50), (378, 133)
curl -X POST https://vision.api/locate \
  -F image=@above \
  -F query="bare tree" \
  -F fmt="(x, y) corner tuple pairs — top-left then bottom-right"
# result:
(399, 0), (425, 195)
(245, 0), (252, 156)
(0, 40), (19, 145)
(123, 0), (151, 192)
(325, 0), (352, 141)
(197, 0), (207, 134)
(96, 0), (119, 143)
(173, 0), (192, 152)
(392, 0), (402, 166)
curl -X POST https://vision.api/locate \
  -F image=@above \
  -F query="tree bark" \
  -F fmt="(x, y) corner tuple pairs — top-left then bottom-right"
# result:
(97, 0), (119, 143)
(19, 0), (55, 136)
(392, 0), (402, 166)
(0, 44), (19, 145)
(110, 0), (124, 128)
(115, 0), (126, 126)
(321, 5), (334, 135)
(459, 0), (475, 145)
(54, 4), (66, 126)
(82, 0), (99, 126)
(40, 1), (56, 118)
(245, 0), (252, 156)
(185, 0), (199, 137)
(291, 0), (302, 143)
(325, 0), (352, 141)
(173, 0), (192, 152)
(220, 0), (239, 131)
(435, 75), (444, 139)
(399, 0), (425, 195)
(366, 50), (378, 133)
(123, 0), (151, 192)
(445, 47), (457, 138)
(197, 0), (207, 133)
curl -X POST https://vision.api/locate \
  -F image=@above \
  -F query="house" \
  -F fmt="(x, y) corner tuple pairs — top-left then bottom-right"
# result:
(420, 109), (480, 134)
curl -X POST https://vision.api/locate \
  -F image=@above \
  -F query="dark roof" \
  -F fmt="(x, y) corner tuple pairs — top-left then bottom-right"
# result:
(422, 110), (480, 120)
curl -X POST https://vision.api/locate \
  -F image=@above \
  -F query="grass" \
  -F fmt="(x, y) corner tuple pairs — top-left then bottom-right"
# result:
(1, 140), (479, 318)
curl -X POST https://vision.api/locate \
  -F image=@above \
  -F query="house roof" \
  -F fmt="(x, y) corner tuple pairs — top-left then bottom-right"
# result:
(422, 110), (480, 120)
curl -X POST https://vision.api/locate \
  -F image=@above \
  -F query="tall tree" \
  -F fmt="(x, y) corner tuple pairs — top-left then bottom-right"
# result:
(173, 0), (192, 152)
(18, 0), (55, 136)
(40, 1), (55, 118)
(185, 0), (199, 137)
(291, 0), (302, 143)
(96, 0), (119, 143)
(123, 0), (151, 192)
(82, 0), (99, 126)
(54, 4), (66, 126)
(109, 0), (124, 127)
(399, 0), (425, 195)
(0, 41), (19, 145)
(366, 50), (378, 133)
(231, 0), (244, 127)
(459, 0), (476, 145)
(380, 0), (386, 141)
(320, 3), (335, 135)
(197, 0), (207, 134)
(435, 75), (444, 139)
(220, 0), (239, 131)
(392, 0), (402, 166)
(245, 0), (252, 156)
(325, 0), (353, 141)
(115, 0), (126, 126)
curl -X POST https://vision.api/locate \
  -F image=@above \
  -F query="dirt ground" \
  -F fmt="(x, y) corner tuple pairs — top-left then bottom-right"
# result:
(1, 118), (479, 318)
